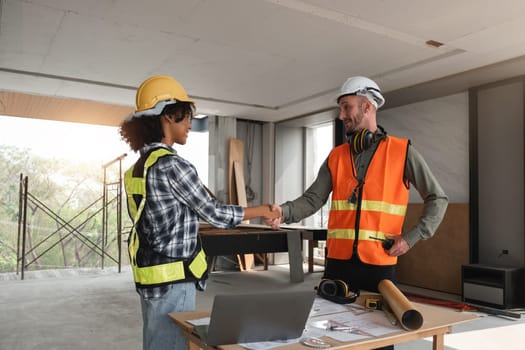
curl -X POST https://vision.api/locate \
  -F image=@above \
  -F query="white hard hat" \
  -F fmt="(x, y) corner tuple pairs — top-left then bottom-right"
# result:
(336, 76), (385, 109)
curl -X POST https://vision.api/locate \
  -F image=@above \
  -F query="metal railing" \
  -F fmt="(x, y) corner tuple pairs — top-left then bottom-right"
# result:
(16, 154), (127, 279)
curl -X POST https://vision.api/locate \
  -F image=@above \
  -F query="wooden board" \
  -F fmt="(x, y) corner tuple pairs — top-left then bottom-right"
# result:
(228, 138), (244, 205)
(397, 203), (470, 294)
(227, 138), (254, 270)
(233, 161), (248, 206)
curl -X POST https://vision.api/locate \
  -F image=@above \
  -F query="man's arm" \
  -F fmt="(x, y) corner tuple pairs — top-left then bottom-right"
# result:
(280, 158), (333, 224)
(401, 145), (449, 248)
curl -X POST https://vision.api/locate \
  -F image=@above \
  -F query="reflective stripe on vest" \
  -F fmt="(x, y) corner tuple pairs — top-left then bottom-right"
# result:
(124, 147), (207, 287)
(327, 136), (409, 265)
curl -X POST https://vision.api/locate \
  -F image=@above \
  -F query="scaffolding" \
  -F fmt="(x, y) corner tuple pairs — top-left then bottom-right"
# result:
(16, 154), (127, 279)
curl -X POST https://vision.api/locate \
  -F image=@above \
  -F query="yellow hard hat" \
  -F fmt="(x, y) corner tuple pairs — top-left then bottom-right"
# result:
(128, 75), (194, 120)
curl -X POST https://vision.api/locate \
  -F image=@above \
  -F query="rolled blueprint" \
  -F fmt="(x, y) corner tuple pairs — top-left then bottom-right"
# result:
(378, 279), (423, 330)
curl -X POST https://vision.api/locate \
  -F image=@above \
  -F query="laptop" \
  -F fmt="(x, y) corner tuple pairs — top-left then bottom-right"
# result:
(193, 290), (316, 346)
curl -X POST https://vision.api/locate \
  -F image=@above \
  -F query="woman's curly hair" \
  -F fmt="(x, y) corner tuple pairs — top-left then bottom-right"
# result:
(119, 102), (194, 152)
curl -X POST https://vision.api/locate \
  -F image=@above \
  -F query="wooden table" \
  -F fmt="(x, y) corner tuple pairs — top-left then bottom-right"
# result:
(169, 301), (477, 350)
(199, 224), (309, 282)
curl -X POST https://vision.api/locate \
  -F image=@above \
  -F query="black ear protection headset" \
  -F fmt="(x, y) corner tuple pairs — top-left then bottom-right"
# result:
(346, 125), (387, 154)
(316, 278), (359, 304)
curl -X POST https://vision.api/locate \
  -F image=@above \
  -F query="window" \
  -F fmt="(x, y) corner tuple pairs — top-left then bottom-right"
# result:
(303, 122), (333, 228)
(303, 122), (333, 264)
(175, 129), (209, 186)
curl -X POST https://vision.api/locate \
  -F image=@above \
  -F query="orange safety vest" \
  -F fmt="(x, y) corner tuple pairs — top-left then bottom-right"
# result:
(327, 136), (409, 265)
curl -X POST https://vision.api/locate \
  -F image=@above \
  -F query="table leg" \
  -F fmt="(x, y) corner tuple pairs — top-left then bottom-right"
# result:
(286, 232), (304, 283)
(432, 333), (444, 350)
(308, 240), (319, 273)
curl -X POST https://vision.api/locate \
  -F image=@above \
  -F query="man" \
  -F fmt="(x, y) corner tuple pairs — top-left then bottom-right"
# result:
(120, 75), (278, 350)
(268, 75), (447, 329)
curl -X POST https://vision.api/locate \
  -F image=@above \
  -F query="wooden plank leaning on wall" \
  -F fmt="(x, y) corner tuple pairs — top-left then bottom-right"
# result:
(228, 138), (255, 270)
(397, 203), (469, 295)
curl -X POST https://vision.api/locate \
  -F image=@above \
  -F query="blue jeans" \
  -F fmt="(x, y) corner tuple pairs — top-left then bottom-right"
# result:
(140, 282), (196, 350)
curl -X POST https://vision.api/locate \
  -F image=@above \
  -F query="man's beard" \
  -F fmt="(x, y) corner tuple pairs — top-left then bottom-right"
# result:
(344, 108), (365, 134)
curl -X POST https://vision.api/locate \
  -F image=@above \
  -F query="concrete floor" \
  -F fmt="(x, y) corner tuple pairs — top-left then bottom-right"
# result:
(1, 264), (524, 350)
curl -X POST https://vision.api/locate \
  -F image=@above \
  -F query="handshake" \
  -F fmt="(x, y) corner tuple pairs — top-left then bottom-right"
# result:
(247, 204), (283, 229)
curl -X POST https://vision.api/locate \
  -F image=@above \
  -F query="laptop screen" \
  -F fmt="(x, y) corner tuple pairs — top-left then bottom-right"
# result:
(203, 289), (316, 345)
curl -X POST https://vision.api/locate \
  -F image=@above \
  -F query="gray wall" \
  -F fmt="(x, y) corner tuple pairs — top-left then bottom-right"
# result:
(237, 120), (263, 206)
(208, 115), (237, 203)
(208, 116), (265, 208)
(380, 92), (470, 203)
(475, 80), (525, 266)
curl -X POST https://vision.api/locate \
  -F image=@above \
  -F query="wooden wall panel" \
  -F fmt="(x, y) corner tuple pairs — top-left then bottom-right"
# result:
(397, 203), (469, 295)
(0, 91), (133, 126)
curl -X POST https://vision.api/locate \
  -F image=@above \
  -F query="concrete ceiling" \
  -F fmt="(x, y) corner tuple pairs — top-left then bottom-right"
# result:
(2, 0), (525, 126)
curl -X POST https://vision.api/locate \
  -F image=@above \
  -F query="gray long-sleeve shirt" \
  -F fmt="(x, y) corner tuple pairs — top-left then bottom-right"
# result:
(281, 138), (448, 248)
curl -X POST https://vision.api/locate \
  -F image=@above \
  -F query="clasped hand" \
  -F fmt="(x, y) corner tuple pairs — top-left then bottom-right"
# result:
(264, 204), (283, 229)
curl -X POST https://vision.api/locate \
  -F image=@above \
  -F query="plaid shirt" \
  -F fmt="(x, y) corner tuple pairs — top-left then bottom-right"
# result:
(135, 143), (244, 299)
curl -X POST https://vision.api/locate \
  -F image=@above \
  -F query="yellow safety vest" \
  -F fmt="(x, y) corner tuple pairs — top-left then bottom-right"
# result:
(124, 147), (207, 288)
(327, 136), (410, 265)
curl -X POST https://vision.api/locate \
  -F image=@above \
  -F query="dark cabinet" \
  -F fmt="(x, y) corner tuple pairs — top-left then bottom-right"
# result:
(462, 264), (525, 309)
